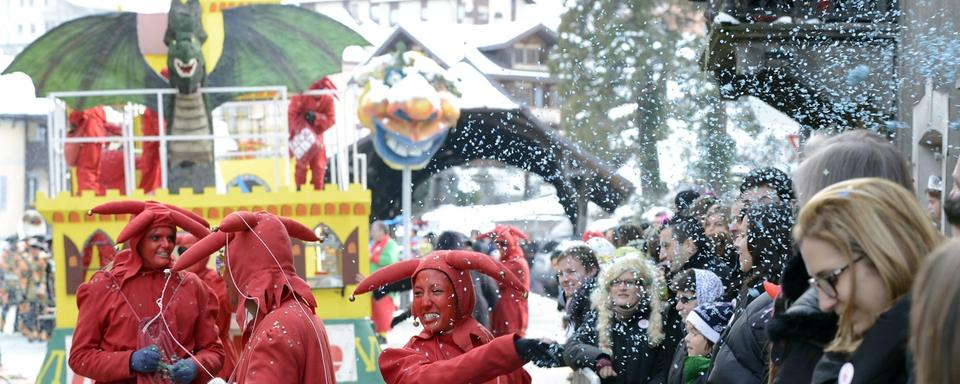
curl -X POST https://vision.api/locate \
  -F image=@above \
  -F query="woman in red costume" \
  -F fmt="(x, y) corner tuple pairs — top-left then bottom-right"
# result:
(352, 250), (556, 384)
(69, 201), (224, 383)
(173, 233), (237, 379)
(172, 211), (336, 383)
(477, 225), (531, 337)
(288, 77), (336, 191)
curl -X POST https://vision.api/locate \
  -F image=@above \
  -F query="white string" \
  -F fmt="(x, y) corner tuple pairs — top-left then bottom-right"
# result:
(152, 268), (218, 380)
(235, 214), (332, 384)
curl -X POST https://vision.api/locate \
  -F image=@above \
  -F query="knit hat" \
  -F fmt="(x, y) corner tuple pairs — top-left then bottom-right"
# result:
(686, 302), (734, 343)
(693, 269), (723, 306)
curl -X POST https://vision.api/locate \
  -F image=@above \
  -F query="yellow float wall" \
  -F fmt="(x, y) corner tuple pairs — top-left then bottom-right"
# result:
(35, 184), (372, 329)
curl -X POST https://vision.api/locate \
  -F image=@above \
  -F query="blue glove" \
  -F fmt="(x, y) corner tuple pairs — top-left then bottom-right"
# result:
(129, 345), (161, 373)
(169, 358), (198, 383)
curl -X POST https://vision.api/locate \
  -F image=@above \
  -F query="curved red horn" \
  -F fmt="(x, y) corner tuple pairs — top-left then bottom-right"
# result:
(163, 203), (209, 227)
(219, 211), (260, 232)
(116, 211), (156, 244)
(278, 216), (319, 242)
(90, 201), (146, 216)
(352, 258), (420, 298)
(172, 231), (228, 271)
(170, 211), (210, 240)
(442, 250), (527, 297)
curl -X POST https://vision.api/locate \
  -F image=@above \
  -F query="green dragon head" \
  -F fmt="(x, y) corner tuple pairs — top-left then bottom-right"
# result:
(164, 0), (207, 94)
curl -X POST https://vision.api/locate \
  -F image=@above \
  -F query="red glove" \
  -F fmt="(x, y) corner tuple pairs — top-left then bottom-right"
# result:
(477, 225), (528, 262)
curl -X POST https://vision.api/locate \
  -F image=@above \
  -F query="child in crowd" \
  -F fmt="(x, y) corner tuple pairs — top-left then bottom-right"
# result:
(683, 302), (734, 384)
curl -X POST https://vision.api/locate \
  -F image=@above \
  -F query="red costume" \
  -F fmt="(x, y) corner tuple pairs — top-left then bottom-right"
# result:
(478, 226), (531, 337)
(175, 233), (237, 379)
(69, 201), (224, 384)
(139, 108), (163, 194)
(353, 250), (533, 384)
(288, 78), (336, 191)
(173, 211), (336, 383)
(66, 107), (108, 194)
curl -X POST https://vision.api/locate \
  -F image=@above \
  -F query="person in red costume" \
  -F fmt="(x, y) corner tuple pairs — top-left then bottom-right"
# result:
(352, 250), (556, 384)
(477, 225), (531, 337)
(66, 107), (108, 194)
(69, 201), (224, 384)
(288, 77), (336, 191)
(173, 233), (238, 380)
(172, 211), (336, 383)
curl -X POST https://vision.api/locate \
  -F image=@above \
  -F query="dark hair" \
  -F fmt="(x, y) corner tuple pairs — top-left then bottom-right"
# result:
(945, 195), (960, 227)
(675, 190), (701, 213)
(740, 167), (796, 202)
(435, 231), (466, 251)
(557, 245), (600, 272)
(743, 203), (795, 292)
(670, 215), (711, 256)
(611, 224), (644, 248)
(670, 268), (697, 293)
(688, 196), (720, 221)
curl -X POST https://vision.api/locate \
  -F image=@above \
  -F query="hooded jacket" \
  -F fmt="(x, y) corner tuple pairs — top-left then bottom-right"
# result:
(480, 225), (531, 337)
(353, 250), (531, 384)
(66, 107), (108, 193)
(69, 201), (223, 384)
(173, 211), (336, 384)
(564, 256), (671, 384)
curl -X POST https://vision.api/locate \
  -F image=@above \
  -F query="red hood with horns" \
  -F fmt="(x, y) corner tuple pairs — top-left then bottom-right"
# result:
(172, 211), (320, 331)
(88, 200), (210, 284)
(352, 250), (527, 326)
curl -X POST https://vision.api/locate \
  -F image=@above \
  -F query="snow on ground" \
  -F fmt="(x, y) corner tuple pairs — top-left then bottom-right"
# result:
(386, 292), (574, 383)
(0, 333), (46, 383)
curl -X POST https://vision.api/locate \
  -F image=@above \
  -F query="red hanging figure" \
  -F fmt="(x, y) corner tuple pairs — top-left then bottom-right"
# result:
(477, 225), (531, 337)
(173, 211), (336, 383)
(288, 77), (336, 191)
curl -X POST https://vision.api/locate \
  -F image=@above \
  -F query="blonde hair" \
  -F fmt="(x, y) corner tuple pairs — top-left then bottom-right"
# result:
(794, 178), (943, 353)
(910, 240), (960, 384)
(591, 255), (664, 355)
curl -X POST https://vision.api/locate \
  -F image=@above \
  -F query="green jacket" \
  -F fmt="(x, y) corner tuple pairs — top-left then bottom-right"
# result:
(371, 237), (400, 273)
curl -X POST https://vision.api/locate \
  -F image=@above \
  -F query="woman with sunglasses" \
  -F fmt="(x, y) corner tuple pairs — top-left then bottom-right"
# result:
(795, 178), (943, 384)
(564, 254), (670, 383)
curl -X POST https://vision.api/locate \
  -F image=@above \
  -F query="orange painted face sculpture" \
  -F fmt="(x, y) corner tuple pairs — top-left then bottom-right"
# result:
(411, 269), (459, 335)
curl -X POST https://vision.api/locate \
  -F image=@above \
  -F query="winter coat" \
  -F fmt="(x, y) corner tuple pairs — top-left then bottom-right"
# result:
(565, 308), (670, 384)
(705, 293), (773, 384)
(233, 299), (336, 384)
(811, 294), (912, 384)
(667, 340), (689, 384)
(767, 288), (838, 384)
(69, 250), (225, 384)
(379, 324), (530, 384)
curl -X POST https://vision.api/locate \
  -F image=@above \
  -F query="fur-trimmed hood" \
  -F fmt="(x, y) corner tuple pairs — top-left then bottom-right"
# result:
(591, 255), (665, 354)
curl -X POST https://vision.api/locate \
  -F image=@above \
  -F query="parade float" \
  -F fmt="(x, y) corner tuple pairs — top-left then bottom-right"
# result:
(3, 1), (384, 382)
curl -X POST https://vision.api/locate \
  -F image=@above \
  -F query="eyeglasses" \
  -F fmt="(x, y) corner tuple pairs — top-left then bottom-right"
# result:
(809, 256), (864, 298)
(677, 295), (697, 304)
(610, 279), (642, 288)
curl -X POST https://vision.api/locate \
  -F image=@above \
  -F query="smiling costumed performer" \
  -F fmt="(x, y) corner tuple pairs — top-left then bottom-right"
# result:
(352, 250), (555, 384)
(478, 225), (531, 338)
(69, 201), (224, 384)
(172, 211), (335, 383)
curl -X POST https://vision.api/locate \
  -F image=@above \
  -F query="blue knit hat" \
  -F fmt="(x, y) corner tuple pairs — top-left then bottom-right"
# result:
(686, 302), (734, 343)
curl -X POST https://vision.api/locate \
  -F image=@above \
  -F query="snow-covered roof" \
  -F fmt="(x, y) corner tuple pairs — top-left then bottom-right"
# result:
(420, 195), (568, 236)
(0, 72), (52, 116)
(468, 21), (558, 51)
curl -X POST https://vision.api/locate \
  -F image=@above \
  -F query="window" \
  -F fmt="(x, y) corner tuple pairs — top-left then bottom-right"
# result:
(512, 44), (546, 67)
(421, 0), (429, 21)
(388, 2), (399, 26)
(0, 175), (7, 213)
(369, 3), (381, 24)
(513, 48), (524, 64)
(30, 24), (36, 34)
(17, 25), (23, 35)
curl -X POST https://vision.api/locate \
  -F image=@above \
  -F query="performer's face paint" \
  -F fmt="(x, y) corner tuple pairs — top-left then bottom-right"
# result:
(139, 226), (175, 270)
(412, 269), (458, 334)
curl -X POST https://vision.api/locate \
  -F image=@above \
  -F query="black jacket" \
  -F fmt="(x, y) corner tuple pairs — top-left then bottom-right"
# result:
(811, 294), (912, 384)
(767, 287), (838, 384)
(706, 293), (773, 384)
(667, 340), (688, 384)
(564, 309), (671, 384)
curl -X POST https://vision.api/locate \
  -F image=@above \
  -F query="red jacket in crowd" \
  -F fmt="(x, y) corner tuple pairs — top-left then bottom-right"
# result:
(480, 225), (531, 337)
